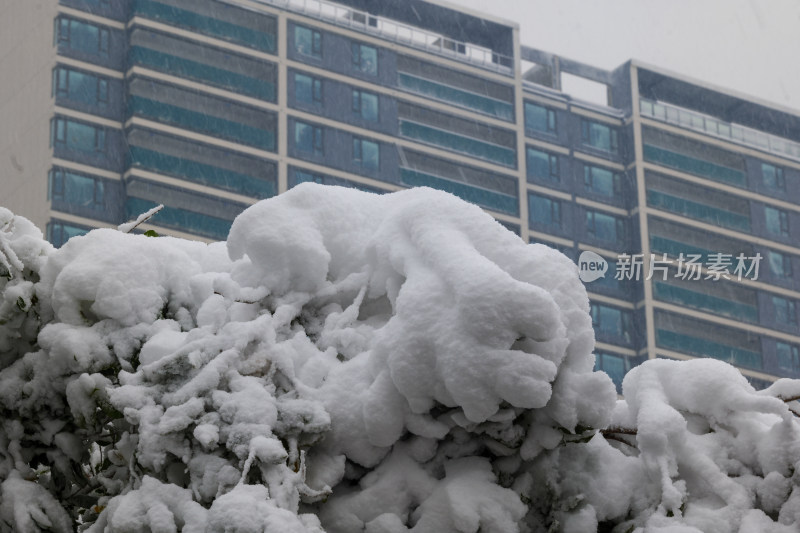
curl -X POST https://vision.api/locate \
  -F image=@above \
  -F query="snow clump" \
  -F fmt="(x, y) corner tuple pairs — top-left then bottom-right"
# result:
(1, 183), (799, 532)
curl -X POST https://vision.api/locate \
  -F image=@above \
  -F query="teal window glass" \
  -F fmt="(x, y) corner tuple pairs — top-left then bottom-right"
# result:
(50, 118), (106, 153)
(353, 138), (379, 171)
(590, 304), (633, 343)
(397, 72), (513, 120)
(773, 295), (797, 325)
(528, 193), (561, 227)
(294, 72), (322, 104)
(769, 250), (793, 278)
(126, 197), (232, 241)
(49, 168), (104, 209)
(581, 120), (618, 153)
(776, 342), (800, 373)
(524, 102), (556, 134)
(595, 352), (626, 393)
(765, 207), (789, 237)
(47, 221), (91, 248)
(352, 42), (377, 75)
(352, 89), (378, 121)
(656, 329), (762, 369)
(586, 210), (624, 242)
(401, 168), (517, 216)
(57, 18), (109, 57)
(526, 147), (558, 181)
(52, 67), (109, 107)
(762, 163), (785, 191)
(585, 165), (622, 196)
(642, 144), (746, 186)
(294, 121), (323, 155)
(295, 26), (321, 57)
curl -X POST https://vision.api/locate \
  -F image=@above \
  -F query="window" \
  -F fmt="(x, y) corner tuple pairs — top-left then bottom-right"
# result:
(294, 73), (322, 104)
(762, 163), (785, 191)
(524, 102), (556, 134)
(49, 168), (105, 210)
(47, 221), (90, 248)
(584, 165), (623, 197)
(526, 147), (558, 181)
(52, 67), (109, 107)
(528, 193), (561, 227)
(773, 296), (797, 325)
(590, 303), (633, 343)
(353, 137), (379, 171)
(586, 210), (625, 242)
(769, 250), (793, 279)
(352, 89), (378, 121)
(765, 206), (789, 237)
(294, 26), (321, 57)
(581, 120), (619, 154)
(50, 117), (106, 153)
(352, 42), (377, 76)
(294, 121), (322, 155)
(56, 18), (110, 57)
(595, 352), (627, 393)
(776, 342), (800, 373)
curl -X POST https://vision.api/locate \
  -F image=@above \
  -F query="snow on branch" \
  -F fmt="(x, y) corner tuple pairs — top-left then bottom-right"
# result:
(1, 184), (800, 532)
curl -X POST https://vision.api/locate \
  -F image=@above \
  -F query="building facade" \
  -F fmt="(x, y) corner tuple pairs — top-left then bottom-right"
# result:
(2, 0), (800, 388)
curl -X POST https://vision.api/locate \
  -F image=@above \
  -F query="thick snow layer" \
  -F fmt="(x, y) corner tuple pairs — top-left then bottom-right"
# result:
(1, 184), (800, 532)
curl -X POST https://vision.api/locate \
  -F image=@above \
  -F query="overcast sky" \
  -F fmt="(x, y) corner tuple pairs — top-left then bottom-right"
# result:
(449, 0), (800, 112)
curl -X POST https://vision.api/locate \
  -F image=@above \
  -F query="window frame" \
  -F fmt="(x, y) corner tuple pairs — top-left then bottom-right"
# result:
(351, 42), (378, 76)
(294, 25), (322, 58)
(353, 137), (380, 171)
(581, 119), (619, 154)
(762, 162), (785, 191)
(524, 101), (557, 135)
(294, 72), (323, 105)
(352, 88), (379, 122)
(526, 146), (559, 181)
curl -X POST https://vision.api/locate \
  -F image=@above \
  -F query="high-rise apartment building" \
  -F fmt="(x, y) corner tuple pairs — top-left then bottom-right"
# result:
(2, 0), (800, 388)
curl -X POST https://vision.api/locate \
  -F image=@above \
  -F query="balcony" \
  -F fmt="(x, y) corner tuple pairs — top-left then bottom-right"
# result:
(640, 99), (800, 163)
(234, 0), (514, 74)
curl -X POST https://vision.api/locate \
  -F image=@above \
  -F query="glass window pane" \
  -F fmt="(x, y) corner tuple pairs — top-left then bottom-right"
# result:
(295, 73), (313, 103)
(361, 92), (378, 121)
(525, 102), (554, 133)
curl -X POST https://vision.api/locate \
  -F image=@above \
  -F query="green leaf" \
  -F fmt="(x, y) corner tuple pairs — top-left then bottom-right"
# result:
(16, 296), (26, 311)
(143, 229), (159, 237)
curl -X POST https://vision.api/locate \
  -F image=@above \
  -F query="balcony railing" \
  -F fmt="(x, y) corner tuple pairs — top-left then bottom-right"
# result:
(640, 98), (800, 163)
(232, 0), (514, 74)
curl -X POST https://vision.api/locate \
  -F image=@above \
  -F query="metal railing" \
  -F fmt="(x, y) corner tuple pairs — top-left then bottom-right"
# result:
(640, 98), (800, 163)
(252, 0), (514, 74)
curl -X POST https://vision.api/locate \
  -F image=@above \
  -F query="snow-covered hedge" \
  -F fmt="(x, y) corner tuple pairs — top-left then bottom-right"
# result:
(1, 184), (799, 532)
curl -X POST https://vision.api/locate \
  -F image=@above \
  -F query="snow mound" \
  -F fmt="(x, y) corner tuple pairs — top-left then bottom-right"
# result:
(2, 183), (799, 532)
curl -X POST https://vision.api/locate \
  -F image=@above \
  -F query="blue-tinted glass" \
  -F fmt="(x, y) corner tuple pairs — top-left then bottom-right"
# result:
(56, 119), (103, 152)
(587, 211), (620, 241)
(69, 20), (103, 55)
(526, 147), (557, 181)
(776, 342), (799, 373)
(765, 207), (789, 236)
(48, 221), (90, 248)
(52, 171), (103, 208)
(529, 194), (560, 226)
(295, 73), (318, 104)
(354, 139), (379, 170)
(762, 163), (784, 191)
(597, 353), (625, 392)
(582, 120), (618, 153)
(769, 251), (792, 278)
(353, 43), (377, 75)
(355, 91), (378, 121)
(295, 122), (321, 154)
(295, 26), (320, 57)
(773, 296), (797, 324)
(585, 166), (617, 196)
(525, 102), (555, 134)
